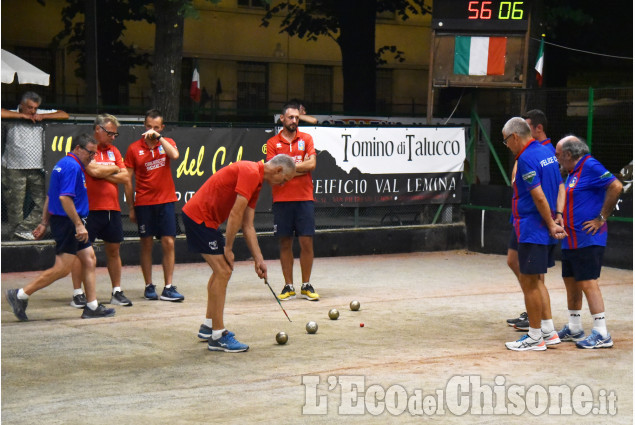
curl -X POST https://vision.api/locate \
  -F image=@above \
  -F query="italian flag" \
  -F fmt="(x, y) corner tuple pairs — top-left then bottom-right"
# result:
(535, 37), (545, 87)
(190, 67), (201, 103)
(454, 36), (507, 76)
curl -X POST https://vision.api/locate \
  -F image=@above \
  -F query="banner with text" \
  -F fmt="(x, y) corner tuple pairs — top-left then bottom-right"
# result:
(43, 124), (465, 211)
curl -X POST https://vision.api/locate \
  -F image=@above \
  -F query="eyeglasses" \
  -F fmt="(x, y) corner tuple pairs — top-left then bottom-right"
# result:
(99, 125), (119, 138)
(79, 145), (97, 157)
(502, 133), (514, 146)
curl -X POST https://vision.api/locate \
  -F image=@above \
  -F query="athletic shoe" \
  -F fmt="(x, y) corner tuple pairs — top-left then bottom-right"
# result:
(70, 293), (88, 308)
(505, 334), (546, 351)
(110, 291), (133, 306)
(576, 329), (614, 349)
(506, 311), (527, 327)
(301, 284), (320, 301)
(542, 330), (561, 346)
(5, 288), (28, 321)
(557, 324), (586, 342)
(197, 324), (234, 340)
(144, 284), (159, 300)
(208, 330), (249, 352)
(278, 284), (296, 301)
(160, 286), (184, 302)
(514, 319), (529, 331)
(14, 231), (35, 241)
(81, 304), (115, 319)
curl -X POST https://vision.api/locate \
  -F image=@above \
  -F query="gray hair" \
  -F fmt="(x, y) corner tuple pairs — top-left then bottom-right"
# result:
(95, 113), (120, 129)
(561, 135), (590, 159)
(268, 154), (296, 175)
(72, 133), (97, 150)
(20, 91), (42, 105)
(502, 117), (531, 138)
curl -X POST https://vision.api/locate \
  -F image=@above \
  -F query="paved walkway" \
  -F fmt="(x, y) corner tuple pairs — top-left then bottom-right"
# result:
(2, 251), (632, 424)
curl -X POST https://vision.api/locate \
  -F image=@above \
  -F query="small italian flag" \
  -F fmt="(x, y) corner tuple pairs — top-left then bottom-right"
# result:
(190, 67), (201, 103)
(535, 37), (545, 87)
(454, 36), (507, 76)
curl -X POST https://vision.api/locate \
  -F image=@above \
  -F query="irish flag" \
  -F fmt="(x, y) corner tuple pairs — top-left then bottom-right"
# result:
(454, 36), (507, 76)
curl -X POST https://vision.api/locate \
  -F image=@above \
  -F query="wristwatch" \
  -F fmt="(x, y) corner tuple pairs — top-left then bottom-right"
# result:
(597, 214), (606, 222)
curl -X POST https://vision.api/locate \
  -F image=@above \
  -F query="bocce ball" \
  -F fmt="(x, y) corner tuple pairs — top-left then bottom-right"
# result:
(328, 308), (339, 320)
(350, 300), (361, 311)
(306, 321), (318, 334)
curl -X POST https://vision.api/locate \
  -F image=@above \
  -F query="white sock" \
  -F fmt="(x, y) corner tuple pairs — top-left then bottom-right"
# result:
(541, 319), (555, 334)
(592, 312), (608, 338)
(112, 287), (121, 294)
(204, 318), (213, 328)
(17, 288), (29, 300)
(212, 328), (226, 340)
(302, 282), (310, 288)
(528, 327), (542, 340)
(568, 310), (583, 333)
(73, 288), (84, 296)
(165, 284), (172, 288)
(86, 300), (99, 310)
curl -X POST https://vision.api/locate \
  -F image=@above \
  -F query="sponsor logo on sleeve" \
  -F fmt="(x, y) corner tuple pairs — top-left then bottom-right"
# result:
(522, 171), (536, 185)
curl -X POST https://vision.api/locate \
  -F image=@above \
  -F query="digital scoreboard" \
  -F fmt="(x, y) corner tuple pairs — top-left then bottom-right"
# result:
(432, 0), (530, 32)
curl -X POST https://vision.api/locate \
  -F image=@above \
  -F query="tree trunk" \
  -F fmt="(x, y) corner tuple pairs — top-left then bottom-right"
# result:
(336, 0), (377, 115)
(151, 0), (185, 121)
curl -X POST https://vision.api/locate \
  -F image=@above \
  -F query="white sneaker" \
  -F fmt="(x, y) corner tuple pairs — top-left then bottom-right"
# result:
(542, 330), (561, 346)
(505, 334), (547, 351)
(14, 231), (35, 241)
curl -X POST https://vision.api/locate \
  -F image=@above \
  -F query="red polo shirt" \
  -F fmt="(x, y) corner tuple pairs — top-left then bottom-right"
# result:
(124, 137), (178, 206)
(85, 143), (125, 211)
(182, 161), (264, 229)
(266, 130), (315, 202)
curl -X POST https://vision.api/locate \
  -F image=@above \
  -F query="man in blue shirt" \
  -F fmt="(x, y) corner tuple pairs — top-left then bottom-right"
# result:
(502, 117), (566, 351)
(5, 134), (115, 321)
(555, 136), (622, 349)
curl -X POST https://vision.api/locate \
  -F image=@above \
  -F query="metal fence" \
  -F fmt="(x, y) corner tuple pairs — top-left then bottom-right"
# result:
(1, 86), (631, 242)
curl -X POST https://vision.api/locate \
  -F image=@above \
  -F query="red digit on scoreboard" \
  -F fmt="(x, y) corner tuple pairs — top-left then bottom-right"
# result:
(467, 1), (493, 19)
(481, 1), (493, 19)
(467, 1), (479, 19)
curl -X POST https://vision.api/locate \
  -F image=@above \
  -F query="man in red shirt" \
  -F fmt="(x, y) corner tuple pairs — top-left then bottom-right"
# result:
(124, 109), (184, 302)
(266, 102), (319, 302)
(70, 114), (132, 308)
(182, 154), (295, 352)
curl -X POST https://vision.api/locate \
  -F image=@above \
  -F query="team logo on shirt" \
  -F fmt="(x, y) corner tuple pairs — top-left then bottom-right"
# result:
(298, 140), (305, 151)
(138, 150), (145, 156)
(568, 176), (578, 188)
(599, 171), (613, 180)
(209, 241), (218, 251)
(158, 145), (165, 155)
(522, 171), (536, 184)
(107, 151), (115, 161)
(276, 143), (283, 148)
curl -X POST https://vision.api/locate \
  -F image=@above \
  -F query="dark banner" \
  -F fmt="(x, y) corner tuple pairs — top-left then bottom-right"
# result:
(44, 124), (465, 211)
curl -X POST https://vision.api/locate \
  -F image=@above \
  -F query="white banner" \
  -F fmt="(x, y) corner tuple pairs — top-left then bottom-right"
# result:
(307, 127), (466, 174)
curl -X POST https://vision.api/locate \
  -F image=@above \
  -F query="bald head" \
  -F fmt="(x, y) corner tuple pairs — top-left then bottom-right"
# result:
(556, 134), (590, 172)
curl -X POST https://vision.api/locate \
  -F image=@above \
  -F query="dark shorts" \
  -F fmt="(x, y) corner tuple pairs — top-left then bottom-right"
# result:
(86, 210), (123, 243)
(182, 212), (225, 255)
(50, 214), (91, 255)
(135, 203), (176, 238)
(518, 243), (556, 275)
(508, 230), (518, 251)
(561, 245), (605, 281)
(273, 201), (315, 237)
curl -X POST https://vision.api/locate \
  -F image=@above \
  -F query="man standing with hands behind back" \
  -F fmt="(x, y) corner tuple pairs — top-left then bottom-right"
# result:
(267, 102), (319, 302)
(124, 109), (184, 302)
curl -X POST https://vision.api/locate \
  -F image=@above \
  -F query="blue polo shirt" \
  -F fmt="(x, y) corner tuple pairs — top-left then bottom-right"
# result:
(511, 139), (562, 245)
(47, 153), (89, 218)
(540, 138), (555, 154)
(562, 154), (617, 249)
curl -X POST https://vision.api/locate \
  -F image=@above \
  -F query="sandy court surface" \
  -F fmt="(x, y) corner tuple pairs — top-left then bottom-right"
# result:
(1, 250), (632, 424)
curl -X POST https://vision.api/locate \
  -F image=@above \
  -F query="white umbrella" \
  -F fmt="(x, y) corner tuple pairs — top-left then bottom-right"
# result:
(1, 49), (50, 86)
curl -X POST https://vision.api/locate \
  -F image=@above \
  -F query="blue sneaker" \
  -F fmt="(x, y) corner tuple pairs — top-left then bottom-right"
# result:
(557, 324), (586, 342)
(198, 324), (235, 340)
(144, 284), (159, 300)
(576, 329), (613, 349)
(160, 286), (184, 302)
(5, 288), (28, 321)
(208, 330), (249, 352)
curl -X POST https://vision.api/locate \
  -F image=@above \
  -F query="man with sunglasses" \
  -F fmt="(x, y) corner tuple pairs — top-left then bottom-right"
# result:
(124, 109), (184, 302)
(69, 114), (132, 309)
(5, 134), (115, 321)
